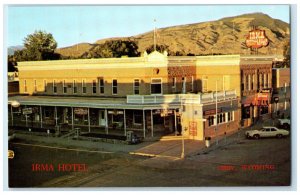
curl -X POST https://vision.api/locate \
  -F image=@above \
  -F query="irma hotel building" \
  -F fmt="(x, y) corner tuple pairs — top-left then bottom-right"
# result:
(8, 50), (286, 140)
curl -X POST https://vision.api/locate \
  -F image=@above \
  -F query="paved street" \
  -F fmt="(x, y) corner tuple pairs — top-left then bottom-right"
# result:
(8, 123), (291, 187)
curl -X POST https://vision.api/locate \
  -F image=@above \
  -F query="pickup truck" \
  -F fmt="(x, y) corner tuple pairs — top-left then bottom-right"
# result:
(278, 118), (290, 129)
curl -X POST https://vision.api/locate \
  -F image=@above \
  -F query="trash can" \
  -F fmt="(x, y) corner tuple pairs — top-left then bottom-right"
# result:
(205, 137), (211, 148)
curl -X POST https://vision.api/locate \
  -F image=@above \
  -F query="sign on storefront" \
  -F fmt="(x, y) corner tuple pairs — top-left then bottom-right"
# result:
(74, 108), (88, 115)
(22, 108), (33, 115)
(160, 109), (173, 117)
(189, 121), (197, 136)
(203, 108), (221, 116)
(245, 29), (269, 49)
(108, 110), (123, 115)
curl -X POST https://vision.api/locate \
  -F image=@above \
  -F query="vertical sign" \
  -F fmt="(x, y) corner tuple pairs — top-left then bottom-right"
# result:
(189, 121), (197, 136)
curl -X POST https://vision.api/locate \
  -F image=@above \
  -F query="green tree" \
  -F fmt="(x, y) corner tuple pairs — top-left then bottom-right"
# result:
(146, 44), (170, 54)
(22, 30), (59, 61)
(82, 40), (140, 58)
(7, 55), (17, 72)
(282, 39), (290, 68)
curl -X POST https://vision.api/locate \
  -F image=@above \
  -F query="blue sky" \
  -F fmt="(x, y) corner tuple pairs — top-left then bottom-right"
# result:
(6, 5), (290, 48)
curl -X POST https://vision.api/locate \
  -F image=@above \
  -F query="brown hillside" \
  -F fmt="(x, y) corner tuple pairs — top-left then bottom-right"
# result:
(55, 43), (95, 58)
(56, 12), (290, 58)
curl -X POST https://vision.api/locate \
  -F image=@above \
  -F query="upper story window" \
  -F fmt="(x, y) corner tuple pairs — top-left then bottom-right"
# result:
(92, 80), (97, 94)
(44, 80), (47, 92)
(99, 78), (104, 94)
(73, 80), (77, 94)
(248, 74), (251, 91)
(252, 74), (255, 90)
(191, 76), (194, 92)
(112, 79), (118, 95)
(53, 80), (57, 94)
(182, 77), (186, 93)
(151, 78), (162, 95)
(172, 77), (176, 93)
(63, 80), (67, 94)
(245, 74), (249, 91)
(133, 79), (140, 95)
(82, 79), (86, 94)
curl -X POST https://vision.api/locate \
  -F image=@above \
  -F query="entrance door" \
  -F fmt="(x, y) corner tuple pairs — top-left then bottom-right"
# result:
(99, 110), (106, 127)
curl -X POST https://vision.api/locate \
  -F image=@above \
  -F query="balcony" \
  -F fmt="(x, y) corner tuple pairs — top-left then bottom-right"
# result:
(127, 90), (237, 105)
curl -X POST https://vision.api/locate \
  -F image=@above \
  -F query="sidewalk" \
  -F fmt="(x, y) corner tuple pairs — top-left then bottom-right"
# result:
(11, 117), (280, 160)
(12, 132), (150, 154)
(189, 117), (282, 158)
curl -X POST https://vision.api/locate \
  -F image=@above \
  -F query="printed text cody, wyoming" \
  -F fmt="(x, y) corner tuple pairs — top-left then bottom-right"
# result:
(32, 163), (88, 172)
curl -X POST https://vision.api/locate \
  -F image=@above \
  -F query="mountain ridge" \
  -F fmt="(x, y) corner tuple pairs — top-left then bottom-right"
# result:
(55, 12), (290, 58)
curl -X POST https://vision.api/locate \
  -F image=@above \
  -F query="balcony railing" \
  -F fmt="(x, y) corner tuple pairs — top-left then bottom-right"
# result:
(127, 90), (237, 104)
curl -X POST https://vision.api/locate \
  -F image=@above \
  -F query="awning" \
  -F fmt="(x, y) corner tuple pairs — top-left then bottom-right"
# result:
(242, 93), (269, 107)
(8, 95), (181, 110)
(242, 95), (255, 107)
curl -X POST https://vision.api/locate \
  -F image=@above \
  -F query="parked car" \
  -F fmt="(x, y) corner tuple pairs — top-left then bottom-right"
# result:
(245, 126), (289, 139)
(278, 117), (290, 129)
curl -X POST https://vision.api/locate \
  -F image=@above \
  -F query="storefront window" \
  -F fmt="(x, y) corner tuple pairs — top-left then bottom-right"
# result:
(133, 112), (142, 124)
(242, 106), (251, 119)
(208, 116), (214, 126)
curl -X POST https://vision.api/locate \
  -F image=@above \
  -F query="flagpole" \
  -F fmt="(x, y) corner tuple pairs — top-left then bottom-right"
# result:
(154, 19), (157, 51)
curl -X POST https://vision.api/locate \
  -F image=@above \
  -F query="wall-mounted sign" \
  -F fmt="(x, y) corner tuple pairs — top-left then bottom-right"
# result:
(189, 121), (197, 136)
(160, 109), (173, 117)
(203, 108), (221, 116)
(22, 108), (33, 115)
(245, 29), (269, 49)
(108, 110), (124, 115)
(274, 97), (279, 103)
(74, 108), (88, 115)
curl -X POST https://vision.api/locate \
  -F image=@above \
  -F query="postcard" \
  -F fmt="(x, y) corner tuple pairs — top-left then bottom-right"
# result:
(6, 4), (292, 189)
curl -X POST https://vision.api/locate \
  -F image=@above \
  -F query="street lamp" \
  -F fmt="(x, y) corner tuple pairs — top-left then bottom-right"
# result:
(180, 96), (186, 159)
(10, 100), (20, 126)
(215, 81), (219, 145)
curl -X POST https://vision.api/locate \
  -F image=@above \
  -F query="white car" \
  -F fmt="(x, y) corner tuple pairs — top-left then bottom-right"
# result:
(245, 126), (289, 139)
(278, 118), (290, 128)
